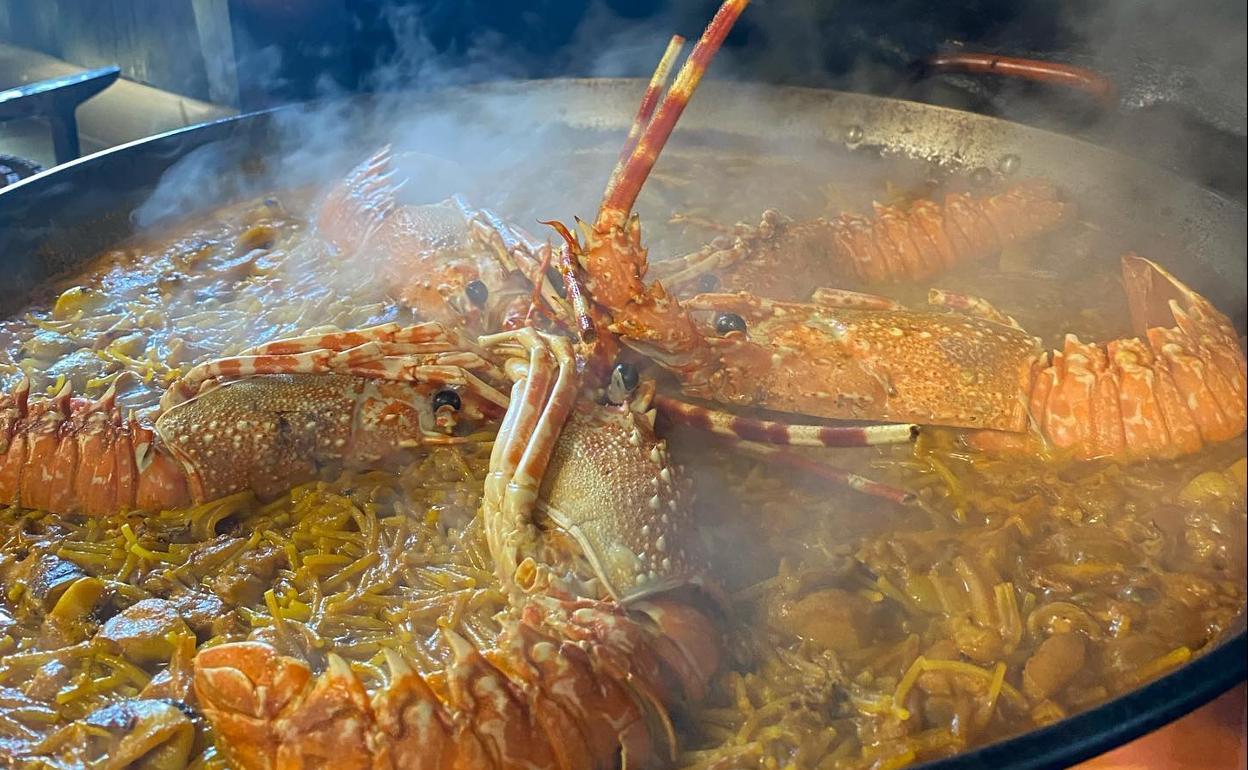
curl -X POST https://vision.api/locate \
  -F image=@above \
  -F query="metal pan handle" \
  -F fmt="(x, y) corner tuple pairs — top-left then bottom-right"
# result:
(0, 66), (121, 164)
(918, 52), (1119, 110)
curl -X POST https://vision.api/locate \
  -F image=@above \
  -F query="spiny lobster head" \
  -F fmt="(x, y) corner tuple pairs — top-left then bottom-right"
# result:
(154, 372), (508, 502)
(535, 364), (714, 607)
(546, 214), (651, 324)
(318, 146), (534, 332)
(544, 214), (713, 394)
(375, 197), (534, 333)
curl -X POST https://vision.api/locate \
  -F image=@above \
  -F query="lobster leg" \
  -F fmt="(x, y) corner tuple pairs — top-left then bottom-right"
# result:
(168, 347), (497, 398)
(730, 440), (917, 506)
(161, 322), (507, 411)
(928, 288), (1023, 329)
(238, 321), (474, 355)
(810, 287), (907, 311)
(653, 393), (917, 448)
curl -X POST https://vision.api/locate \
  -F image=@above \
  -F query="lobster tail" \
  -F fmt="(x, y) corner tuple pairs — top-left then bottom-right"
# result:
(837, 180), (1071, 284)
(658, 181), (1073, 298)
(0, 380), (191, 514)
(193, 595), (720, 769)
(316, 145), (400, 252)
(977, 254), (1247, 460)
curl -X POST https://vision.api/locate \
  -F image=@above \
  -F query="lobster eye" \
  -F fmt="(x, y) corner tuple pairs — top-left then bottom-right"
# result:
(714, 312), (747, 335)
(433, 389), (462, 411)
(607, 362), (640, 405)
(614, 362), (640, 392)
(465, 280), (489, 306)
(696, 272), (719, 292)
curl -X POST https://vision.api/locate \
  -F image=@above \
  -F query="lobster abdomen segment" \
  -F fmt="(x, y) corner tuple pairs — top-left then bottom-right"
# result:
(978, 255), (1247, 460)
(194, 595), (719, 770)
(0, 383), (191, 514)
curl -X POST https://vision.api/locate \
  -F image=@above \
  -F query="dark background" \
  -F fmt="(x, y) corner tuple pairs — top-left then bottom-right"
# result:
(1, 0), (1245, 196)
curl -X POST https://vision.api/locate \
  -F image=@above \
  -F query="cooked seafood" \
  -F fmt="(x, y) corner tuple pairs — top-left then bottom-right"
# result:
(193, 328), (720, 769)
(969, 255), (1247, 459)
(0, 442), (515, 766)
(1, 323), (509, 514)
(322, 149), (917, 457)
(317, 146), (565, 333)
(547, 14), (1246, 462)
(654, 179), (1072, 295)
(0, 0), (1245, 765)
(1, 159), (1243, 770)
(671, 254), (1247, 460)
(314, 9), (924, 469)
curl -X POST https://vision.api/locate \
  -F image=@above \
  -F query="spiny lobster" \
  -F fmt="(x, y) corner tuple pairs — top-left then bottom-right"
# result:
(540, 4), (1246, 463)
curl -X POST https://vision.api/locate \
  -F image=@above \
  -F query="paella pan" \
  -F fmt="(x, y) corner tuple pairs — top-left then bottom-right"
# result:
(0, 4), (1244, 768)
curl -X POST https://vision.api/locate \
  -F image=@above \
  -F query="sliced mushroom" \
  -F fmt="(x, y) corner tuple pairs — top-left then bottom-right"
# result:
(96, 599), (192, 665)
(1022, 632), (1086, 700)
(83, 699), (196, 770)
(27, 555), (88, 610)
(765, 588), (876, 653)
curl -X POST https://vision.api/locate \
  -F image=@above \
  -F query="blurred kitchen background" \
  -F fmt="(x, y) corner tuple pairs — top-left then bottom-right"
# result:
(1, 0), (1245, 197)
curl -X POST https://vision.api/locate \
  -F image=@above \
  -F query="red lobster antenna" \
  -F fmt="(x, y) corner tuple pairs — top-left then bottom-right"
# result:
(532, 35), (688, 354)
(598, 0), (749, 228)
(603, 34), (686, 197)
